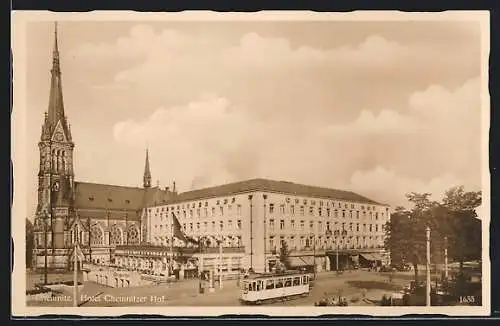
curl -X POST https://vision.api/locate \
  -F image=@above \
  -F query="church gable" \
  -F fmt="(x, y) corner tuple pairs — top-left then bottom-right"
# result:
(50, 120), (68, 143)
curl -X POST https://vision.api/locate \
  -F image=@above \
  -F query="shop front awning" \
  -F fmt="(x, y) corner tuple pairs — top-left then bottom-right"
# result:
(360, 253), (375, 261)
(371, 253), (384, 261)
(288, 256), (315, 267)
(360, 253), (383, 261)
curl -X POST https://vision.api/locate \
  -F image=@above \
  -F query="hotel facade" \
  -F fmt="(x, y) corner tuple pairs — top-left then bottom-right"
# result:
(140, 179), (391, 275)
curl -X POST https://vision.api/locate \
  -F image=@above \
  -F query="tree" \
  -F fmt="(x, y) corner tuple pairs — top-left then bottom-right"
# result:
(384, 192), (437, 282)
(279, 242), (291, 270)
(441, 186), (482, 274)
(384, 186), (482, 283)
(26, 219), (34, 269)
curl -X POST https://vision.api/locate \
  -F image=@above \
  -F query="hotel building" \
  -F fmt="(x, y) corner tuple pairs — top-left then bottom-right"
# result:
(137, 179), (391, 275)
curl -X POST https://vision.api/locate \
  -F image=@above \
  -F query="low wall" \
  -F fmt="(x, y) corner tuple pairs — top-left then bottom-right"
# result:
(84, 267), (159, 288)
(45, 283), (84, 292)
(27, 291), (53, 301)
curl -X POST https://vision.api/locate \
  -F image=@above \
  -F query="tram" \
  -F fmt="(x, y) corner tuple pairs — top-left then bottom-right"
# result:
(239, 271), (312, 305)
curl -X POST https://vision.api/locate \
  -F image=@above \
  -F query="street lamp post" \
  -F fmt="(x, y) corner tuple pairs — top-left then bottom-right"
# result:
(198, 236), (205, 293)
(87, 217), (92, 263)
(43, 213), (48, 285)
(334, 228), (347, 273)
(334, 230), (339, 272)
(312, 234), (316, 279)
(219, 238), (223, 289)
(263, 194), (267, 273)
(444, 236), (449, 280)
(325, 229), (332, 272)
(426, 225), (431, 307)
(248, 195), (254, 271)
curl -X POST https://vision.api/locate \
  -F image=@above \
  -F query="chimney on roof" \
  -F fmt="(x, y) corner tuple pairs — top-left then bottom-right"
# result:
(173, 181), (176, 193)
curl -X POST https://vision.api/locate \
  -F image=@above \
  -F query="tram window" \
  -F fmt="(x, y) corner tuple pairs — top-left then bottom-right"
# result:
(251, 282), (257, 291)
(257, 281), (263, 291)
(243, 283), (249, 291)
(285, 278), (292, 287)
(293, 277), (301, 286)
(302, 276), (307, 284)
(275, 279), (284, 288)
(266, 280), (274, 289)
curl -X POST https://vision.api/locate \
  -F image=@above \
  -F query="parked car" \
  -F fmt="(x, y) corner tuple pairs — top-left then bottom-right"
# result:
(392, 263), (411, 272)
(379, 265), (393, 272)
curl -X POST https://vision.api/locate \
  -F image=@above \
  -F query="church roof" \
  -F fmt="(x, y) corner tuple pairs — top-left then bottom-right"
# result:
(74, 181), (172, 211)
(75, 208), (141, 222)
(172, 178), (383, 205)
(73, 178), (384, 213)
(43, 22), (71, 141)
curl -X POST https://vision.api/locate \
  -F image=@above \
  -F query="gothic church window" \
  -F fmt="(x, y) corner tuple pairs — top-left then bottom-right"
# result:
(110, 225), (123, 245)
(127, 225), (139, 244)
(90, 225), (104, 245)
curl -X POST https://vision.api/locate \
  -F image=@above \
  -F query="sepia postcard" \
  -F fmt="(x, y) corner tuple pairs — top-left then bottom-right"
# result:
(11, 10), (491, 317)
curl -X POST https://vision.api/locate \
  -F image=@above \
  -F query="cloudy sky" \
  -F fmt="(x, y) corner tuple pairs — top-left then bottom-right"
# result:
(23, 18), (485, 214)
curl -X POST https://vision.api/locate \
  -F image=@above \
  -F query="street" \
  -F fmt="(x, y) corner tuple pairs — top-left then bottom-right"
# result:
(27, 269), (415, 307)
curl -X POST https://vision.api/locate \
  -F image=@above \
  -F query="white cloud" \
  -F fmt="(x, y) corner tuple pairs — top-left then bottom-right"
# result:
(324, 109), (417, 135)
(112, 94), (263, 190)
(70, 24), (483, 207)
(409, 77), (481, 124)
(347, 166), (466, 208)
(110, 75), (483, 206)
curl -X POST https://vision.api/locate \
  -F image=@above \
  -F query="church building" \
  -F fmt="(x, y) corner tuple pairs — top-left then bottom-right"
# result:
(32, 24), (173, 271)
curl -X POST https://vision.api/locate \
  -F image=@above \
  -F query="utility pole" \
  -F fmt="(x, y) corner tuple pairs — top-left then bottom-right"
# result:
(263, 194), (267, 273)
(325, 228), (332, 272)
(44, 213), (48, 284)
(73, 242), (79, 307)
(334, 230), (339, 272)
(219, 239), (223, 289)
(313, 234), (316, 279)
(426, 225), (431, 307)
(87, 217), (92, 263)
(198, 237), (204, 293)
(248, 195), (253, 271)
(444, 236), (448, 280)
(106, 196), (112, 264)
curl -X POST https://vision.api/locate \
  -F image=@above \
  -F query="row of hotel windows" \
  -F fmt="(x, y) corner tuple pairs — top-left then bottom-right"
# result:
(151, 219), (383, 234)
(151, 235), (243, 247)
(267, 205), (385, 220)
(151, 205), (242, 220)
(150, 205), (386, 221)
(268, 220), (384, 233)
(269, 235), (383, 250)
(148, 197), (388, 215)
(153, 220), (243, 233)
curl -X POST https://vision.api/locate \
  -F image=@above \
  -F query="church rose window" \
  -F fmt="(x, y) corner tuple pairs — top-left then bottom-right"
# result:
(90, 225), (104, 245)
(110, 225), (123, 245)
(127, 225), (139, 244)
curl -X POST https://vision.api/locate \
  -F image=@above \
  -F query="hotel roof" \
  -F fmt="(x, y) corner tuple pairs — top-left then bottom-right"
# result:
(172, 178), (383, 205)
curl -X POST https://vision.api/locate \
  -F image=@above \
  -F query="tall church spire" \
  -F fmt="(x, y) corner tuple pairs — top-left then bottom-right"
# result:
(44, 21), (70, 141)
(143, 148), (152, 188)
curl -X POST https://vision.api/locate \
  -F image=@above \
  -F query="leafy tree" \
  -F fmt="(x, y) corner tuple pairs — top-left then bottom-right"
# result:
(279, 241), (291, 270)
(26, 219), (34, 269)
(384, 186), (482, 283)
(384, 192), (437, 282)
(441, 186), (482, 273)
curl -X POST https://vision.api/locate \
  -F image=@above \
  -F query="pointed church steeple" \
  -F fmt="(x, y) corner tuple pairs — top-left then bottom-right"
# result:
(44, 22), (71, 141)
(143, 148), (152, 188)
